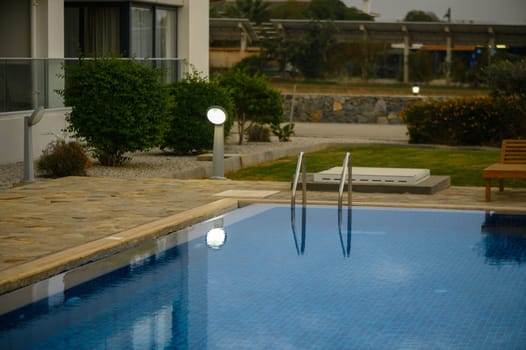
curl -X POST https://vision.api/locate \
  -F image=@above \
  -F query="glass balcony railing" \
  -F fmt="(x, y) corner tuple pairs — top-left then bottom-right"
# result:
(0, 58), (186, 113)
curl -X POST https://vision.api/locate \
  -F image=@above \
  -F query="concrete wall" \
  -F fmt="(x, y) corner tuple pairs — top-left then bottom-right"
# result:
(179, 0), (209, 77)
(283, 94), (449, 124)
(210, 48), (260, 68)
(0, 109), (70, 165)
(36, 0), (64, 58)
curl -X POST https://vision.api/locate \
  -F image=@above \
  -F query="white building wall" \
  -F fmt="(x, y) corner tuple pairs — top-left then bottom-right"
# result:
(35, 0), (64, 58)
(179, 0), (209, 77)
(0, 109), (70, 165)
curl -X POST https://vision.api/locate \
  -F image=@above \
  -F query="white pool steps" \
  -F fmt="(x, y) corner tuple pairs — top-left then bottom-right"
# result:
(314, 167), (431, 185)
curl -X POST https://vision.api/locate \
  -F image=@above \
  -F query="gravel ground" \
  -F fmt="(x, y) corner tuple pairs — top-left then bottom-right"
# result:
(0, 136), (338, 191)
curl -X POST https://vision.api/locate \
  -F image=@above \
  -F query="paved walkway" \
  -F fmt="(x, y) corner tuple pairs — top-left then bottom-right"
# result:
(293, 122), (408, 142)
(1, 123), (525, 296)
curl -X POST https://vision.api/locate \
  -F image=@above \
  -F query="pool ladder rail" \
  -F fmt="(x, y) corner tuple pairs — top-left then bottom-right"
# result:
(291, 151), (307, 208)
(291, 151), (352, 209)
(338, 152), (352, 210)
(291, 152), (306, 255)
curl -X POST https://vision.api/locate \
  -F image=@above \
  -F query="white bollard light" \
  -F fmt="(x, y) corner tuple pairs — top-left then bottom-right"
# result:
(207, 106), (227, 179)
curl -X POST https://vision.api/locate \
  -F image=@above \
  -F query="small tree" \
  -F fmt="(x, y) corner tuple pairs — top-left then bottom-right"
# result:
(403, 10), (439, 22)
(289, 21), (337, 79)
(217, 68), (284, 145)
(61, 57), (169, 166)
(225, 0), (270, 23)
(163, 71), (234, 154)
(305, 0), (373, 20)
(484, 59), (526, 138)
(484, 59), (526, 97)
(306, 0), (349, 20)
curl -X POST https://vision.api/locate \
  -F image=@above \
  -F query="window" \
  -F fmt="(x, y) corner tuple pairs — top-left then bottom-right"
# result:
(65, 3), (178, 59)
(65, 5), (122, 57)
(131, 7), (153, 58)
(156, 9), (177, 58)
(85, 7), (121, 55)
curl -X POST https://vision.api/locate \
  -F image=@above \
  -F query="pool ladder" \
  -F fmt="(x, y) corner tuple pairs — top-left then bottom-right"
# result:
(291, 151), (352, 257)
(291, 151), (352, 209)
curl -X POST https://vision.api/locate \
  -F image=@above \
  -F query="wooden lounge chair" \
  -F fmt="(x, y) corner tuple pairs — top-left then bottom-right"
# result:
(483, 139), (526, 201)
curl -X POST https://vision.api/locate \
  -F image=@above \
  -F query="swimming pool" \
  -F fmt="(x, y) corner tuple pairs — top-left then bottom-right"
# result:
(1, 204), (526, 349)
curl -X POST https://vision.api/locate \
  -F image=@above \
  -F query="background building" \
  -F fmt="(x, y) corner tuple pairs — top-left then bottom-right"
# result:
(0, 0), (208, 164)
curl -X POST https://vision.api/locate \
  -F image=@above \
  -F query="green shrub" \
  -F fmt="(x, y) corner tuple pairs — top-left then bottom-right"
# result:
(37, 139), (91, 177)
(484, 59), (526, 97)
(217, 68), (284, 144)
(163, 71), (234, 154)
(246, 123), (271, 142)
(233, 55), (268, 76)
(400, 96), (525, 146)
(61, 57), (169, 166)
(271, 122), (295, 142)
(484, 59), (526, 139)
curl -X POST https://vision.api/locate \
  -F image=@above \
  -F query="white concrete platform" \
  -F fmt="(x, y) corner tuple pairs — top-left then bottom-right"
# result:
(314, 167), (431, 184)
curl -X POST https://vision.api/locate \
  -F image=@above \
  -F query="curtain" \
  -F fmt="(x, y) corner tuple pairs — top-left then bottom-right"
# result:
(85, 7), (120, 55)
(131, 7), (153, 58)
(155, 9), (177, 58)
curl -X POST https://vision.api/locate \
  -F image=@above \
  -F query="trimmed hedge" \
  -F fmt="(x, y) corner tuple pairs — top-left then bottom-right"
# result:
(163, 72), (234, 154)
(400, 96), (525, 146)
(62, 57), (169, 166)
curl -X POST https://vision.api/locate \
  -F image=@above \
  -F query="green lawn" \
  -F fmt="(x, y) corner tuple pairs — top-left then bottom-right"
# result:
(227, 145), (525, 188)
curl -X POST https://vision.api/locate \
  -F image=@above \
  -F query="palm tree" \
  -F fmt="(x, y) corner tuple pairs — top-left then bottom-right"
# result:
(230, 0), (270, 23)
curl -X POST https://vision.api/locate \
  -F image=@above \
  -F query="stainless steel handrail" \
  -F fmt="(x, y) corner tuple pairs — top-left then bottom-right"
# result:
(291, 151), (307, 255)
(337, 205), (352, 258)
(291, 151), (306, 207)
(338, 152), (352, 209)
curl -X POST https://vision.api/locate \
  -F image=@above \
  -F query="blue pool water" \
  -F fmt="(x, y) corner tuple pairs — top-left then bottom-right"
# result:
(1, 204), (526, 349)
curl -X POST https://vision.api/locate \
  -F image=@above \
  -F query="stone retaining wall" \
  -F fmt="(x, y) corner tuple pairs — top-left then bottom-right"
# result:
(282, 94), (449, 124)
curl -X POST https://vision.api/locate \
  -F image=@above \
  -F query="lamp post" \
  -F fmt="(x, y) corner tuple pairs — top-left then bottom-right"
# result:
(412, 84), (420, 96)
(23, 107), (45, 183)
(206, 106), (227, 179)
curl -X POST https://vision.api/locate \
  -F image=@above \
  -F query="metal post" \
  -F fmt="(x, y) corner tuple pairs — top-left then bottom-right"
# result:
(301, 154), (306, 207)
(22, 107), (45, 183)
(211, 123), (225, 179)
(23, 117), (34, 183)
(348, 154), (352, 209)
